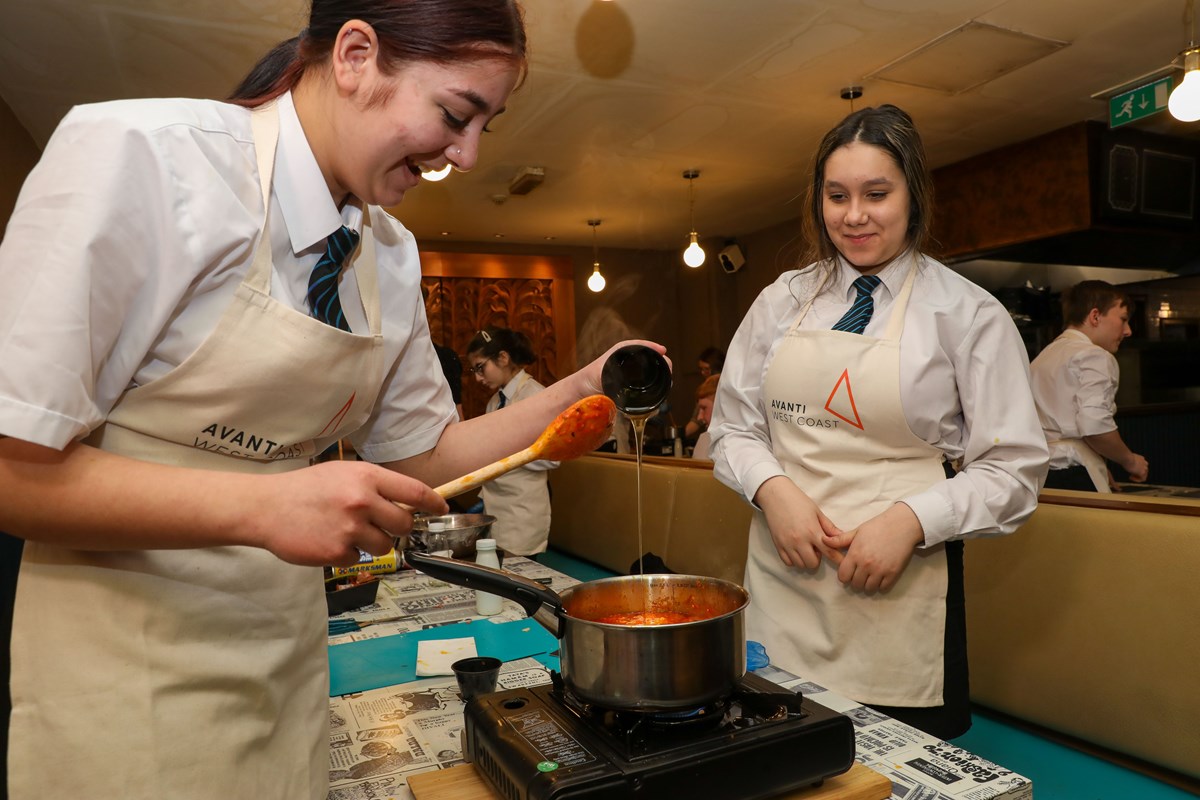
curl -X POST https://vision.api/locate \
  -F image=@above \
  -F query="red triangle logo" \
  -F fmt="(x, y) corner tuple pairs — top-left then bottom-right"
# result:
(824, 370), (864, 430)
(319, 392), (356, 437)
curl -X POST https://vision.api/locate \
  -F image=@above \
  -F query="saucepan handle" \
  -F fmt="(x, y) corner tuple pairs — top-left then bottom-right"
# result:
(404, 550), (566, 637)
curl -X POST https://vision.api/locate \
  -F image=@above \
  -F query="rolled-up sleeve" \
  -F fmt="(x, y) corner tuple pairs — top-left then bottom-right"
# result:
(1071, 350), (1119, 437)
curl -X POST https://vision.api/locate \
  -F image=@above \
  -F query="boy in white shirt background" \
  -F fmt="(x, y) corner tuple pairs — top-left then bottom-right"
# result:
(1029, 280), (1149, 492)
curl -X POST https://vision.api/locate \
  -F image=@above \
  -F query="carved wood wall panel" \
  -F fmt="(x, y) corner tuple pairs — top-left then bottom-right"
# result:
(423, 276), (559, 420)
(931, 123), (1093, 261)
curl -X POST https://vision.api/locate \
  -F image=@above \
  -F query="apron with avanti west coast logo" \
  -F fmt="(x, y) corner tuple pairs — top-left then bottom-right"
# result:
(8, 102), (384, 799)
(744, 261), (950, 707)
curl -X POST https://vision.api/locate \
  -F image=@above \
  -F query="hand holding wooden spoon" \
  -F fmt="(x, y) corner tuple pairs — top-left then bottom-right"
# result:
(404, 394), (617, 505)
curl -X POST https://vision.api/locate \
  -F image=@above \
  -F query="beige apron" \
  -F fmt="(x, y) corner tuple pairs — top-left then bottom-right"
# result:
(481, 373), (552, 555)
(9, 102), (385, 799)
(745, 262), (949, 707)
(1049, 438), (1110, 492)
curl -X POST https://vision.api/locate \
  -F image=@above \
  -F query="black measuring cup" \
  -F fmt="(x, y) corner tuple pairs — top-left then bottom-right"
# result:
(600, 344), (672, 418)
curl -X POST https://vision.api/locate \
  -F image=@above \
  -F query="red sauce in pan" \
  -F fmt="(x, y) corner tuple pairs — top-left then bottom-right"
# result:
(593, 604), (722, 626)
(595, 610), (696, 625)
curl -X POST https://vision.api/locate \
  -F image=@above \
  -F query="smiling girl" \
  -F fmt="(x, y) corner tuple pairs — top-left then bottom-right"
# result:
(709, 104), (1048, 739)
(0, 2), (662, 797)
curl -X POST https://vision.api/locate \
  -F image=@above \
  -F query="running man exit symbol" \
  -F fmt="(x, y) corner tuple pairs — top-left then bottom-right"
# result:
(1109, 77), (1172, 128)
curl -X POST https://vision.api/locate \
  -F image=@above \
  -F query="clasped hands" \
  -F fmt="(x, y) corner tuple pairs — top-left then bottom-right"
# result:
(756, 476), (925, 593)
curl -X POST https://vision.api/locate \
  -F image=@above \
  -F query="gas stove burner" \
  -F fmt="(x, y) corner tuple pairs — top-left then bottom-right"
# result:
(463, 671), (856, 800)
(549, 672), (730, 737)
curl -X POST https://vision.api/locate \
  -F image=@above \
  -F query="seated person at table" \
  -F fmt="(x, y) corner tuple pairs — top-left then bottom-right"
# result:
(684, 346), (725, 444)
(691, 374), (719, 460)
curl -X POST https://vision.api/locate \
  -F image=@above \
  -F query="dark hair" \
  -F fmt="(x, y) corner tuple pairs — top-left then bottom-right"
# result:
(466, 326), (535, 366)
(801, 104), (933, 265)
(229, 0), (527, 107)
(1062, 280), (1128, 326)
(697, 346), (725, 373)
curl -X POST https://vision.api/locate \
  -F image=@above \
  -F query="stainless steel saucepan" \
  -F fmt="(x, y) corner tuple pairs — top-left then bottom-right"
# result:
(404, 551), (749, 710)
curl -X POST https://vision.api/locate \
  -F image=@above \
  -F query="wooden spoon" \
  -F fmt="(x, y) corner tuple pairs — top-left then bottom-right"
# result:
(413, 394), (617, 503)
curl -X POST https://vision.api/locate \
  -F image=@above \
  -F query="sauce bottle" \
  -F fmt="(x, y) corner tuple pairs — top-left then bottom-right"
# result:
(474, 539), (503, 616)
(427, 519), (455, 558)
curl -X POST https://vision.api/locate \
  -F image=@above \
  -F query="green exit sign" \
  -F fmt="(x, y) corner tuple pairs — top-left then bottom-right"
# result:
(1109, 77), (1173, 128)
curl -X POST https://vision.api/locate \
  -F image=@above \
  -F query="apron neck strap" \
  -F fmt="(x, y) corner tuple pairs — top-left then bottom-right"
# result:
(881, 256), (921, 341)
(245, 102), (382, 337)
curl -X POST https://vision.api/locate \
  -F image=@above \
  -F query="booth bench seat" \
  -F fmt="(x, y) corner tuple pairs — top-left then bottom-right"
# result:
(548, 455), (1200, 782)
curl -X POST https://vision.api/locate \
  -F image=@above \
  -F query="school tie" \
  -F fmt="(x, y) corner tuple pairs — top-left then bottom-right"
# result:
(498, 390), (507, 409)
(831, 274), (882, 335)
(307, 225), (359, 332)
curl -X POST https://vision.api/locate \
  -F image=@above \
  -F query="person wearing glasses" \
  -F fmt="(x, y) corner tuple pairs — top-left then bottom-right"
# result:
(465, 327), (558, 557)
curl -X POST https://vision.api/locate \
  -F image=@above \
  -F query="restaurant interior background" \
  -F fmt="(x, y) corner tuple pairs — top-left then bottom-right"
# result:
(1, 0), (1199, 485)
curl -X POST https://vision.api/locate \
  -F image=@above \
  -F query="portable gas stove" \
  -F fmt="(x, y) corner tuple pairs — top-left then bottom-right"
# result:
(461, 671), (855, 800)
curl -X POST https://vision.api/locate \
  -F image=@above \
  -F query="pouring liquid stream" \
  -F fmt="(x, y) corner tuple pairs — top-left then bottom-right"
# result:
(600, 343), (673, 621)
(627, 413), (649, 614)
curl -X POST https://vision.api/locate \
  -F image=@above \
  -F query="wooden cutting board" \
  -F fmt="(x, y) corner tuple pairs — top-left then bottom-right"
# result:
(409, 761), (891, 800)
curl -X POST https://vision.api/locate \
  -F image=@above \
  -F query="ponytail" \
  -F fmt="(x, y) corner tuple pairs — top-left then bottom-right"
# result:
(228, 37), (308, 107)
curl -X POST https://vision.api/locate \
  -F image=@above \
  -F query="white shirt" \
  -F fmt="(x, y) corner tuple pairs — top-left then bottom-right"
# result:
(481, 369), (557, 554)
(0, 94), (454, 462)
(1028, 329), (1119, 469)
(484, 370), (558, 473)
(710, 254), (1048, 547)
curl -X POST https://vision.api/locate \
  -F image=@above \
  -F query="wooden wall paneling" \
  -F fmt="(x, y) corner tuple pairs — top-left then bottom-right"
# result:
(420, 252), (575, 420)
(931, 123), (1093, 261)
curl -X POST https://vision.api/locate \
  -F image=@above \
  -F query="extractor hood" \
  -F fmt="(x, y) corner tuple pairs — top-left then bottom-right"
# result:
(931, 121), (1200, 272)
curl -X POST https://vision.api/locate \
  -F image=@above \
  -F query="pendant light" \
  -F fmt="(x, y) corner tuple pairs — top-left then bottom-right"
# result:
(1170, 0), (1200, 121)
(682, 170), (706, 268)
(587, 219), (606, 292)
(422, 164), (451, 182)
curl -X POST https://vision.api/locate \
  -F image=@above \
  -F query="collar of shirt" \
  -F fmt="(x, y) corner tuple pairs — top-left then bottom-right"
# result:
(273, 92), (363, 253)
(833, 251), (915, 303)
(500, 370), (529, 401)
(1060, 328), (1092, 345)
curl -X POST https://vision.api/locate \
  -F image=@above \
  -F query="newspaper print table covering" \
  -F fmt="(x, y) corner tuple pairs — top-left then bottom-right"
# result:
(325, 558), (1032, 800)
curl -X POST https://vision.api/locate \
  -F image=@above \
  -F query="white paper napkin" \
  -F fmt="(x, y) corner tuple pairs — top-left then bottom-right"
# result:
(415, 637), (478, 677)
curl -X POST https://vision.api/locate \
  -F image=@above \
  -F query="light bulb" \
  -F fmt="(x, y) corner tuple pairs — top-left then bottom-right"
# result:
(1170, 70), (1200, 122)
(587, 263), (606, 292)
(422, 164), (452, 182)
(682, 232), (706, 268)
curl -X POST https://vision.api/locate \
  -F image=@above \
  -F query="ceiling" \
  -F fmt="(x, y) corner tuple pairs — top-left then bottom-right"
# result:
(2, 0), (1198, 251)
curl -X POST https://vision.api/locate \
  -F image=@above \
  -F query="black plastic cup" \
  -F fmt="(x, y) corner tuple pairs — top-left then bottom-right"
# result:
(451, 656), (502, 701)
(600, 344), (672, 418)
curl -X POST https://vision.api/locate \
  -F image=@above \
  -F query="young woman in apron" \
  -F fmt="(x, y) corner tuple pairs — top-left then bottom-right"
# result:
(710, 105), (1048, 740)
(465, 327), (558, 557)
(0, 3), (659, 796)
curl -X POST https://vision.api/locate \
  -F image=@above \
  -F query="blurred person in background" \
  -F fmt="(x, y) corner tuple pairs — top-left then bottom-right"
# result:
(466, 327), (558, 556)
(1029, 280), (1147, 492)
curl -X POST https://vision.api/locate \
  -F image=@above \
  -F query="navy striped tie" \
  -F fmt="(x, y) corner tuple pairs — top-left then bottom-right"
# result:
(831, 274), (882, 335)
(498, 390), (507, 409)
(308, 225), (359, 331)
